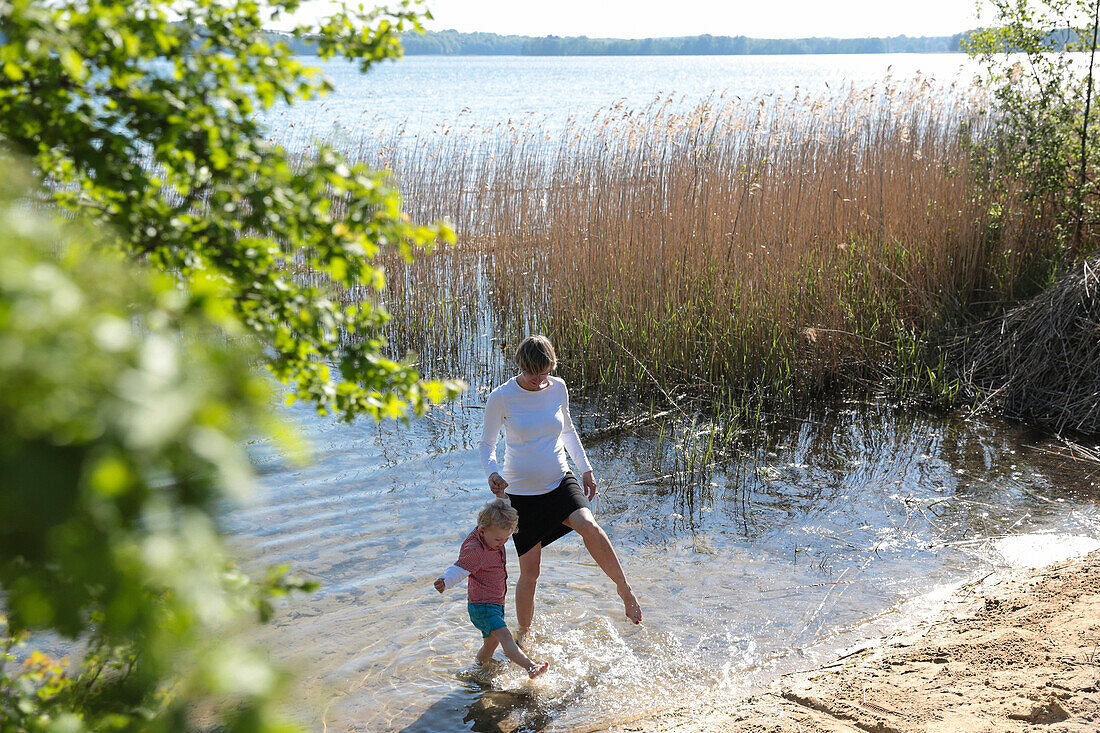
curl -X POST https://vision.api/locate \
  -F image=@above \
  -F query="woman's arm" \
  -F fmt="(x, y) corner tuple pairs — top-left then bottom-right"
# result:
(559, 383), (596, 498)
(478, 392), (504, 477)
(479, 391), (508, 495)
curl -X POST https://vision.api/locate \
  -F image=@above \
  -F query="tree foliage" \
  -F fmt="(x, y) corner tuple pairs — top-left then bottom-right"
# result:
(967, 0), (1100, 257)
(0, 0), (464, 422)
(0, 0), (465, 727)
(0, 160), (317, 730)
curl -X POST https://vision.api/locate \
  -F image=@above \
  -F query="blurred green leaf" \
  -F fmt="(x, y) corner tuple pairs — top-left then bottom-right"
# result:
(0, 159), (301, 729)
(0, 0), (465, 423)
(0, 0), (470, 725)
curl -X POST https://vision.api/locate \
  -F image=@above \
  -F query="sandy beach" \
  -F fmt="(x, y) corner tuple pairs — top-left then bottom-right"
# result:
(587, 551), (1100, 733)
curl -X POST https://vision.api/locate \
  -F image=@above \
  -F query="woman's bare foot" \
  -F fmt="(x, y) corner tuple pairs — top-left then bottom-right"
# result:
(515, 626), (530, 650)
(527, 661), (549, 679)
(618, 585), (642, 624)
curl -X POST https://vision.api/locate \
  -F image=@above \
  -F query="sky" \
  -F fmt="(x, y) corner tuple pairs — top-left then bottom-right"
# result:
(282, 1), (982, 39)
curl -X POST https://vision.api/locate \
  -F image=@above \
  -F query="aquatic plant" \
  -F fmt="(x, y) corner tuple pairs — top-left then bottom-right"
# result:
(259, 77), (1100, 494)
(316, 80), (1067, 406)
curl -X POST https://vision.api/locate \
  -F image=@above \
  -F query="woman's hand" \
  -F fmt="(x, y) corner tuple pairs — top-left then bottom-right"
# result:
(433, 577), (446, 593)
(488, 472), (509, 497)
(582, 470), (598, 501)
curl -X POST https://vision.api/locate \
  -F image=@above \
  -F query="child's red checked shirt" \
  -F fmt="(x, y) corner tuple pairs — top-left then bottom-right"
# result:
(449, 528), (508, 605)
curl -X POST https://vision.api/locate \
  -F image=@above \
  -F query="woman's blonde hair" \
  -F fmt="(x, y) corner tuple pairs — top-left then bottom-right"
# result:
(514, 335), (557, 375)
(477, 498), (519, 532)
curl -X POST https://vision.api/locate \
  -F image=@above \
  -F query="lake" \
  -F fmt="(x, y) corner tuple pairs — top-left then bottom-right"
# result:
(263, 53), (984, 142)
(234, 53), (1100, 732)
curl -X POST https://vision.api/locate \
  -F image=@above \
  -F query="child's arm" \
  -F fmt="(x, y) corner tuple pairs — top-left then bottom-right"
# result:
(436, 532), (480, 593)
(433, 564), (470, 593)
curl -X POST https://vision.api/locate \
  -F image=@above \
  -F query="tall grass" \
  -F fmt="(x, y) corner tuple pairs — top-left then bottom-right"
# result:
(310, 77), (1066, 410)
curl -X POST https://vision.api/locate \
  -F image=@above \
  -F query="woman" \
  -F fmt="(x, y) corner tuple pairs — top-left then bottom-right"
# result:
(479, 335), (642, 639)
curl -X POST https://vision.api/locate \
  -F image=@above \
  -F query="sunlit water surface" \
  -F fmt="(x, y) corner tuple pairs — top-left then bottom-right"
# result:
(229, 394), (1100, 732)
(262, 53), (984, 141)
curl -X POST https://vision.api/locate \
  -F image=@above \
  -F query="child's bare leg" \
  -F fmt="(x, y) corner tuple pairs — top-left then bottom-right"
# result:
(475, 635), (499, 664)
(490, 627), (548, 678)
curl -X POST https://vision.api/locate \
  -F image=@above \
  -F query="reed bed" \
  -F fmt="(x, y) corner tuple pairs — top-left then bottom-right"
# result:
(298, 78), (1071, 412)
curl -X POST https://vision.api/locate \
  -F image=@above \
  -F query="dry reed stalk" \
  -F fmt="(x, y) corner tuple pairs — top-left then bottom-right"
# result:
(951, 255), (1100, 436)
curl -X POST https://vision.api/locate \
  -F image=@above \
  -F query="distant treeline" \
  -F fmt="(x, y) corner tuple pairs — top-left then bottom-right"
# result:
(400, 30), (969, 55)
(268, 28), (1090, 57)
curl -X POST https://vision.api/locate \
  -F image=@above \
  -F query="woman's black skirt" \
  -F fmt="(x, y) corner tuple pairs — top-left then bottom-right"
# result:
(507, 472), (590, 557)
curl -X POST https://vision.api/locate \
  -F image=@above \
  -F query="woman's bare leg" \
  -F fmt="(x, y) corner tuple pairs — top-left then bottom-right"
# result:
(563, 508), (642, 624)
(516, 543), (542, 632)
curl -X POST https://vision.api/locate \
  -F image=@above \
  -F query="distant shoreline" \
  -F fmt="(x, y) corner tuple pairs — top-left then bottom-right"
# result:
(270, 29), (972, 57)
(403, 30), (970, 56)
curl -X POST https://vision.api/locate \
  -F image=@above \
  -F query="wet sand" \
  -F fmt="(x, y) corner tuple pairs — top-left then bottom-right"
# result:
(588, 551), (1100, 732)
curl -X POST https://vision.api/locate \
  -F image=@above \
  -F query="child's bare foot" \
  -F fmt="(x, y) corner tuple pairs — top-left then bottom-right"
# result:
(477, 658), (503, 672)
(527, 661), (549, 679)
(618, 585), (642, 624)
(459, 660), (499, 684)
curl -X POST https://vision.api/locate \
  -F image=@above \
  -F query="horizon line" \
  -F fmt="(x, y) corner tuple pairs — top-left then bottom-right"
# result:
(420, 27), (976, 42)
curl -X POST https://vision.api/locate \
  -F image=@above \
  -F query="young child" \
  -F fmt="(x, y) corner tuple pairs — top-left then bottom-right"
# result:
(434, 499), (549, 679)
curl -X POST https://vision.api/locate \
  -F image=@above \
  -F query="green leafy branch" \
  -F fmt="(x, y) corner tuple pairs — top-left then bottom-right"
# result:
(0, 0), (465, 422)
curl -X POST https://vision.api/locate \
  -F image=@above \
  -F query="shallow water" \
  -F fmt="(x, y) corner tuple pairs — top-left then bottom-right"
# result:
(229, 393), (1100, 732)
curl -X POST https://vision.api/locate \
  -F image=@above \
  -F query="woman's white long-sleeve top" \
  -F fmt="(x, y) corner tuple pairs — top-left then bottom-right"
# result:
(478, 376), (593, 496)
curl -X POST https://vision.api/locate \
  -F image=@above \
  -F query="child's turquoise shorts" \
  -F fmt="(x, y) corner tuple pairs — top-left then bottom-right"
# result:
(467, 602), (507, 638)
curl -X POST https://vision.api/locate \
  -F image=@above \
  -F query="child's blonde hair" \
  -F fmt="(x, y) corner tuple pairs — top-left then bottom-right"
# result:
(514, 335), (557, 375)
(478, 498), (519, 532)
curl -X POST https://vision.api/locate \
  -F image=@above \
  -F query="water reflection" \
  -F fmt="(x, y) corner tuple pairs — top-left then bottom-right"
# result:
(232, 396), (1100, 732)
